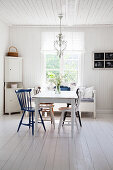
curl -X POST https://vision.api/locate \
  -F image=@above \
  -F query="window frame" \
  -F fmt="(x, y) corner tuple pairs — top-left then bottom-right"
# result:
(42, 51), (84, 87)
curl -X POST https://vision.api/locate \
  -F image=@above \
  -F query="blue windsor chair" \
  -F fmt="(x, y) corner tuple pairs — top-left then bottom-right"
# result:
(15, 89), (46, 135)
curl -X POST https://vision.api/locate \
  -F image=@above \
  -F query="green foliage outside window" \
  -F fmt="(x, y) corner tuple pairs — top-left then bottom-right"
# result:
(46, 54), (79, 84)
(46, 54), (60, 69)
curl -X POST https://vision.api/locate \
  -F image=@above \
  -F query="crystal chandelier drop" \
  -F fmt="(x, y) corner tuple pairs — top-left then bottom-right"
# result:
(54, 14), (67, 58)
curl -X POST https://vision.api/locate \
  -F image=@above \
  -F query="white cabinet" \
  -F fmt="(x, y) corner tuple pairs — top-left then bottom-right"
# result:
(4, 56), (23, 114)
(5, 57), (22, 82)
(5, 82), (23, 114)
(5, 87), (21, 114)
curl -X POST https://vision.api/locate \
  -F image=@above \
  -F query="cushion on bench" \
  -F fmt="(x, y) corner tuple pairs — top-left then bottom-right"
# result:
(81, 98), (94, 102)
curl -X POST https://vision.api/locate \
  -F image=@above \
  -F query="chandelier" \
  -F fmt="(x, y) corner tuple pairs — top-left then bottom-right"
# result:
(54, 14), (67, 58)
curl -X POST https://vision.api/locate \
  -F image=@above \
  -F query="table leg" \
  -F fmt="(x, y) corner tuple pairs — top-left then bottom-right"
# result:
(50, 107), (55, 129)
(71, 99), (78, 137)
(35, 99), (39, 136)
(71, 99), (75, 137)
(58, 110), (65, 133)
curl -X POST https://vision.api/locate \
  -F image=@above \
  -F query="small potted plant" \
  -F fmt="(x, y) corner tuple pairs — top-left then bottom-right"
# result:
(47, 72), (62, 93)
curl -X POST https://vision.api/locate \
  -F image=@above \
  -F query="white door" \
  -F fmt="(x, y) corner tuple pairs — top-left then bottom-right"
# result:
(5, 57), (22, 82)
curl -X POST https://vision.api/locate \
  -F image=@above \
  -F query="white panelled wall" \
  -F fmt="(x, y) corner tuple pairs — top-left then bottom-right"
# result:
(9, 27), (41, 88)
(84, 27), (113, 114)
(9, 26), (113, 114)
(0, 21), (9, 116)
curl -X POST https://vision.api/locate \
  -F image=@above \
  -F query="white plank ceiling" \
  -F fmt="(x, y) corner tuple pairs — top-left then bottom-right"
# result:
(0, 0), (113, 26)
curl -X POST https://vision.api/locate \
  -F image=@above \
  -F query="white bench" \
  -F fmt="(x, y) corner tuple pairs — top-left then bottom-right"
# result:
(79, 89), (96, 118)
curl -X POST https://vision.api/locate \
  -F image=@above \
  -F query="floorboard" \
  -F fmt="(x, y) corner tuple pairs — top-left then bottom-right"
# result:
(0, 114), (113, 170)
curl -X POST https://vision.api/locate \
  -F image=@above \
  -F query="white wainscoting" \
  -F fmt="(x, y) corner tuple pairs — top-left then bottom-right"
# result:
(9, 26), (113, 114)
(0, 21), (9, 116)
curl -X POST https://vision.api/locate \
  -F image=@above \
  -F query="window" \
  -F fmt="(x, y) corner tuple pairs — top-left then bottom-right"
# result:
(41, 31), (84, 87)
(46, 53), (81, 85)
(46, 54), (60, 78)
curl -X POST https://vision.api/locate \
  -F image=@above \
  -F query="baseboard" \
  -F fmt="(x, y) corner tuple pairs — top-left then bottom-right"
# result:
(97, 109), (113, 114)
(96, 110), (113, 119)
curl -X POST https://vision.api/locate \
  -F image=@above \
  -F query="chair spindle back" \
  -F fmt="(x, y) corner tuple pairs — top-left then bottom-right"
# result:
(15, 89), (32, 110)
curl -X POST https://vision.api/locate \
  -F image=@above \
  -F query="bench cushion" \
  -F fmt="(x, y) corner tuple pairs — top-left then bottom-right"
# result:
(81, 98), (94, 102)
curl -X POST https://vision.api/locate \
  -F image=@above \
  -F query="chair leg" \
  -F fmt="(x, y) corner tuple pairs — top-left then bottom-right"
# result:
(32, 112), (34, 135)
(79, 111), (81, 118)
(50, 108), (54, 124)
(51, 117), (52, 124)
(77, 111), (82, 127)
(50, 107), (55, 129)
(39, 110), (46, 131)
(29, 112), (31, 129)
(17, 111), (25, 132)
(58, 110), (65, 133)
(62, 112), (67, 126)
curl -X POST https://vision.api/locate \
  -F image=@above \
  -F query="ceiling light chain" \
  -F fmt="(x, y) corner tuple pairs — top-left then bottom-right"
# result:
(54, 14), (67, 58)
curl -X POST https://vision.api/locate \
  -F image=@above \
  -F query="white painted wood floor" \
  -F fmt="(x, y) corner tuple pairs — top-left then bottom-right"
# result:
(0, 114), (113, 170)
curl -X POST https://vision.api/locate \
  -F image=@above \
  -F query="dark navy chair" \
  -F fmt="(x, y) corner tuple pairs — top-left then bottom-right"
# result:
(60, 86), (82, 127)
(60, 86), (70, 91)
(15, 89), (46, 135)
(54, 86), (70, 91)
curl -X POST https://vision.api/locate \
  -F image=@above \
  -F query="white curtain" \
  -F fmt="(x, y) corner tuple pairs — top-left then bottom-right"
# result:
(41, 31), (84, 51)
